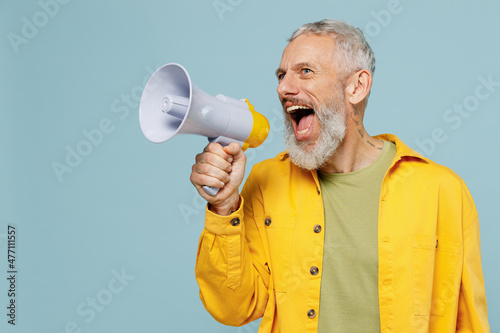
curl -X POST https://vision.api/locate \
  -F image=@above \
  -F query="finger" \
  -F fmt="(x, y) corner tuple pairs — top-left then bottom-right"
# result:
(204, 142), (231, 160)
(190, 171), (226, 189)
(201, 143), (233, 166)
(192, 162), (231, 184)
(196, 151), (232, 173)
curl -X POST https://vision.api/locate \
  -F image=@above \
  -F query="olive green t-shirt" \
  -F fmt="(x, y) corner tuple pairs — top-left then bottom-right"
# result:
(317, 140), (396, 333)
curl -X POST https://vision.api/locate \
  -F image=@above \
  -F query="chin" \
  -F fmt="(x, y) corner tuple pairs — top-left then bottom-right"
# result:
(298, 140), (318, 153)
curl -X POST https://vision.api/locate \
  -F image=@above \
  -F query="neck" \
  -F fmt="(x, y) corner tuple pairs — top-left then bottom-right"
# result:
(319, 122), (383, 174)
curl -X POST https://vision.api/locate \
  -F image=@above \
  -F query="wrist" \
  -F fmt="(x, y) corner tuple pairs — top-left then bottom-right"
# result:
(209, 195), (241, 216)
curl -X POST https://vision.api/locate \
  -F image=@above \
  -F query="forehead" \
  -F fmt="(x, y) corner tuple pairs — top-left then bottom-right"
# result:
(279, 33), (337, 68)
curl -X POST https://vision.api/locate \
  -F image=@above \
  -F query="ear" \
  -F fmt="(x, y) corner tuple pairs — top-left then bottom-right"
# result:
(345, 69), (372, 105)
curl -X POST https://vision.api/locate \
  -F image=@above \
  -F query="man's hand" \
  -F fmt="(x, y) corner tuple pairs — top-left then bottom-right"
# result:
(190, 142), (246, 216)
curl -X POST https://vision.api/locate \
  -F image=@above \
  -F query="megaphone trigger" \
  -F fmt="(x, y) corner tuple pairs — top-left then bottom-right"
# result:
(139, 63), (270, 197)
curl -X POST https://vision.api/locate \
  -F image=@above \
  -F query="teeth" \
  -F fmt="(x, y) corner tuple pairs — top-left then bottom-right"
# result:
(286, 105), (310, 113)
(297, 129), (309, 135)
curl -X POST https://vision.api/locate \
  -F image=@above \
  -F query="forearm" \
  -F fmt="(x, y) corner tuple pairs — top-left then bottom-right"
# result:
(195, 199), (270, 326)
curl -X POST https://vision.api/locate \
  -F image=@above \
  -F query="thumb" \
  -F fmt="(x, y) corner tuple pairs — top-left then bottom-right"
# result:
(223, 142), (244, 161)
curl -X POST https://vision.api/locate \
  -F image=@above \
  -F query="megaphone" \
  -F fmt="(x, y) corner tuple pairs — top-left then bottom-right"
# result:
(139, 63), (270, 196)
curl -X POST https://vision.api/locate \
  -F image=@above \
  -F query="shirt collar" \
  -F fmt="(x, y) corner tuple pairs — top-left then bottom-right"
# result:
(278, 133), (427, 163)
(374, 133), (430, 164)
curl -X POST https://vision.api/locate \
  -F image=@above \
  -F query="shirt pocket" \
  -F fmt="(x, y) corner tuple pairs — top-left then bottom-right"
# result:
(264, 214), (297, 293)
(412, 234), (462, 316)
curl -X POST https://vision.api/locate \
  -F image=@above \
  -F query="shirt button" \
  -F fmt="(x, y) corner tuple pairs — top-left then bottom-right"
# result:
(230, 218), (240, 226)
(264, 217), (271, 226)
(307, 309), (316, 319)
(313, 224), (322, 233)
(310, 266), (319, 276)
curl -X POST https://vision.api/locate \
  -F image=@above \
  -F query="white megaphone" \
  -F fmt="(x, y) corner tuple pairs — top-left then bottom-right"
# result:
(139, 63), (270, 196)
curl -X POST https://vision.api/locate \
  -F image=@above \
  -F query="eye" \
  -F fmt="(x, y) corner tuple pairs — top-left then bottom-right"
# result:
(277, 73), (285, 81)
(301, 68), (312, 75)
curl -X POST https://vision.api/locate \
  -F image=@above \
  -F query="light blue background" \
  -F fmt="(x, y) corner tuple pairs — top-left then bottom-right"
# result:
(1, 0), (499, 332)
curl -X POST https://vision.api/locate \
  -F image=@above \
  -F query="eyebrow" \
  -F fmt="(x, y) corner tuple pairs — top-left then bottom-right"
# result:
(275, 62), (317, 78)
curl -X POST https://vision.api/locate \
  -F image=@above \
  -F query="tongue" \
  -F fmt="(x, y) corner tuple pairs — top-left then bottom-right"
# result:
(297, 113), (314, 133)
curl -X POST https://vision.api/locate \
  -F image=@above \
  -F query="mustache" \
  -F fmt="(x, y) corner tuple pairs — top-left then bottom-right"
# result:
(280, 97), (317, 109)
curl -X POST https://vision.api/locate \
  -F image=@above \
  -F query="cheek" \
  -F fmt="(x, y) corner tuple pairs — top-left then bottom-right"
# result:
(302, 84), (326, 106)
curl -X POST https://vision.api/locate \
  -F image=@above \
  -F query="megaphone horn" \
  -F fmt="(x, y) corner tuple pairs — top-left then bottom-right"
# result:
(139, 63), (270, 196)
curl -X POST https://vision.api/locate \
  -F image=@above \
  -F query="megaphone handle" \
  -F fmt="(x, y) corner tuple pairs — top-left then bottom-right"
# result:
(202, 136), (244, 196)
(203, 185), (220, 196)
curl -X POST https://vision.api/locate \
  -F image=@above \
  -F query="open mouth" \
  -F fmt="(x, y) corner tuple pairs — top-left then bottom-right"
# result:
(286, 105), (315, 136)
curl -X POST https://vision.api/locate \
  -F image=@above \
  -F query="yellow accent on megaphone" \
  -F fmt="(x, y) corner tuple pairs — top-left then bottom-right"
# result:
(242, 99), (270, 151)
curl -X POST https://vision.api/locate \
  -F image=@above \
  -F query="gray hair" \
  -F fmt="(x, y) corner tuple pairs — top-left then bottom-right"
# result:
(289, 19), (375, 80)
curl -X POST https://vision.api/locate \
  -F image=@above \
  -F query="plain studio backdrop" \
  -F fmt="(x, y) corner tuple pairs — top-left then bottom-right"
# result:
(1, 0), (499, 332)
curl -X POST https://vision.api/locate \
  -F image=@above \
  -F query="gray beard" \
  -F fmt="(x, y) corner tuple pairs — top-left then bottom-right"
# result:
(284, 96), (347, 171)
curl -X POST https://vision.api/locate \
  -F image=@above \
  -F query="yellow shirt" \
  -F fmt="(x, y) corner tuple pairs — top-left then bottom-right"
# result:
(195, 134), (490, 333)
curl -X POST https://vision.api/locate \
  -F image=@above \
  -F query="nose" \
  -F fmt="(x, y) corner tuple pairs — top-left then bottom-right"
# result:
(277, 73), (299, 99)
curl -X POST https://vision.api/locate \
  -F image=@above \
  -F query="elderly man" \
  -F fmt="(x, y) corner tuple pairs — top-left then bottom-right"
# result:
(190, 19), (490, 333)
